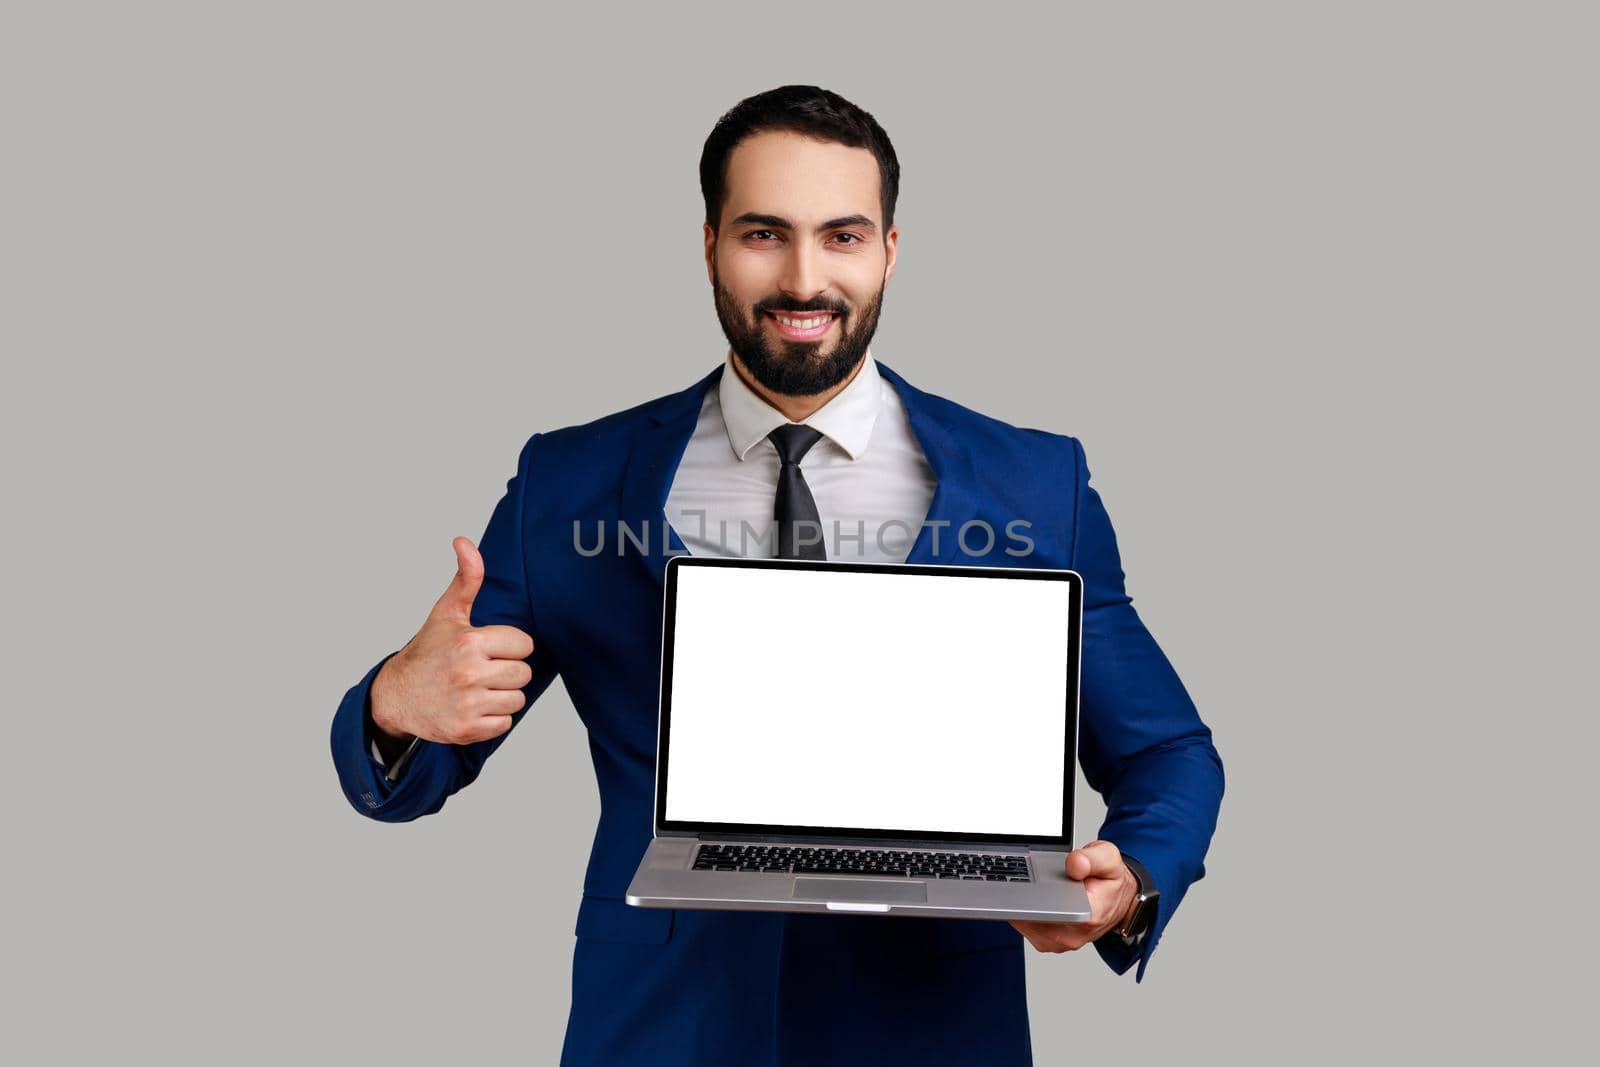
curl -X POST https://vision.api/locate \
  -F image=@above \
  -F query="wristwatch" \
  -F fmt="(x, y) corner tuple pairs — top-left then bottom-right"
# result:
(1115, 854), (1160, 948)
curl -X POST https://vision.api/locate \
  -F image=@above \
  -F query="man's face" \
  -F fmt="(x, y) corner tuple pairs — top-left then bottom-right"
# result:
(705, 130), (899, 396)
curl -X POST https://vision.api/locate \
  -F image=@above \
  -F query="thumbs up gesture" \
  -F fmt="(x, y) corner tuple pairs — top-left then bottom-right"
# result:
(370, 537), (536, 747)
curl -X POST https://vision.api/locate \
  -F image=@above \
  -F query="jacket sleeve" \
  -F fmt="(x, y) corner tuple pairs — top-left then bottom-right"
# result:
(329, 432), (562, 823)
(1066, 437), (1225, 982)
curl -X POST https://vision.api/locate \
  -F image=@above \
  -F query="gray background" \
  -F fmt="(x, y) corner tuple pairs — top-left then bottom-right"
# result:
(4, 2), (1592, 1063)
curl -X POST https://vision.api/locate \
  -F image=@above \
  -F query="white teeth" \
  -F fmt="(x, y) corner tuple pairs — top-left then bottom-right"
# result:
(775, 314), (830, 329)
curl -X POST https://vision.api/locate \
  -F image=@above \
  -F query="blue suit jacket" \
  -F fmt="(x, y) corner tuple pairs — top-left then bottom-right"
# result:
(331, 360), (1224, 1066)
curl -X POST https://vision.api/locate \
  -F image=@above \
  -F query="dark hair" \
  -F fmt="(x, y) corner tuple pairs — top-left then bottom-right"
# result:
(699, 85), (901, 237)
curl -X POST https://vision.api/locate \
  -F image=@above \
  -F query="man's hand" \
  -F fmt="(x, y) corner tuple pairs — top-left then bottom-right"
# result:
(1009, 840), (1139, 953)
(369, 537), (535, 746)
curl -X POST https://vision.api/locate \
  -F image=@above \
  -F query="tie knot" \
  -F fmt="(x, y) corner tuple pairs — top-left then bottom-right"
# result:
(767, 424), (824, 467)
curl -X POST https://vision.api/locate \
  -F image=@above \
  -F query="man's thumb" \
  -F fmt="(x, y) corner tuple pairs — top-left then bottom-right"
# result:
(435, 536), (484, 621)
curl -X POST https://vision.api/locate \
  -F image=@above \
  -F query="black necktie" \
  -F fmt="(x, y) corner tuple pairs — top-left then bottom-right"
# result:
(767, 424), (827, 560)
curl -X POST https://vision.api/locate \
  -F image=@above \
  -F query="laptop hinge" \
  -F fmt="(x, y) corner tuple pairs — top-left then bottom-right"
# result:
(689, 831), (1063, 851)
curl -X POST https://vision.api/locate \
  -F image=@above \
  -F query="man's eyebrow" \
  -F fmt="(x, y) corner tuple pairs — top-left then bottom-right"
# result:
(730, 212), (878, 235)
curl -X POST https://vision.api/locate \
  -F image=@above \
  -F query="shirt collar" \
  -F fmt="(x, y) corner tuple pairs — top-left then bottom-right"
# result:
(718, 347), (883, 462)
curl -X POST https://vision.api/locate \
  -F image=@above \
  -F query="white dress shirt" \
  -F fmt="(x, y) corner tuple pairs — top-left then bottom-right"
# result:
(664, 347), (937, 563)
(372, 348), (936, 766)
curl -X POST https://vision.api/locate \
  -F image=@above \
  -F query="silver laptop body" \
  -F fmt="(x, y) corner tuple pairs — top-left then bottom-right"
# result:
(625, 556), (1092, 924)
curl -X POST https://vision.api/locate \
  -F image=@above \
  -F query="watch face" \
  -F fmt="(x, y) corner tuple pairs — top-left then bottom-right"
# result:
(1121, 895), (1155, 942)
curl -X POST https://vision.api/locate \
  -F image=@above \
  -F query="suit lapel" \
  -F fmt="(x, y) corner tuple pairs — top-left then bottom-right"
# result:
(619, 364), (720, 588)
(874, 360), (980, 565)
(619, 358), (980, 588)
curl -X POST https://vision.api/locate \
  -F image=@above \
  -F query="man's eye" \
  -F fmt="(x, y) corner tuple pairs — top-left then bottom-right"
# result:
(834, 233), (861, 245)
(748, 230), (777, 241)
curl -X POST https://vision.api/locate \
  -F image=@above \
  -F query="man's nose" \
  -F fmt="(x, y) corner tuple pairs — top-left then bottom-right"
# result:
(777, 240), (828, 305)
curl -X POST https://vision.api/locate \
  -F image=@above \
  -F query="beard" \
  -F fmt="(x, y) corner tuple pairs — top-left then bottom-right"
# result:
(712, 261), (886, 397)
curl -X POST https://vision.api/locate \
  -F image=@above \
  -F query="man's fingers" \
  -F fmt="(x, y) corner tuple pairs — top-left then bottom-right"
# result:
(472, 688), (526, 716)
(432, 537), (485, 623)
(1010, 922), (1056, 953)
(476, 624), (536, 661)
(1065, 840), (1124, 882)
(1009, 920), (1090, 953)
(481, 657), (535, 690)
(452, 714), (517, 745)
(477, 715), (516, 741)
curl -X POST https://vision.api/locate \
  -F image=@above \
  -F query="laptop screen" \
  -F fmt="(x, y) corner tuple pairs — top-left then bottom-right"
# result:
(657, 559), (1081, 845)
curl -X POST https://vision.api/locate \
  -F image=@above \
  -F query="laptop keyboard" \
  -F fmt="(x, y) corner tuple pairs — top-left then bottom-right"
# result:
(693, 843), (1032, 882)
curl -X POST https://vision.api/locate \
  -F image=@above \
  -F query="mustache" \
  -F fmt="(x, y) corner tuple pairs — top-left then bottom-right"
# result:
(757, 301), (847, 317)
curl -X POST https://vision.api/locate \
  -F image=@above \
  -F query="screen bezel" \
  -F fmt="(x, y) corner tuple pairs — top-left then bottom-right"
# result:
(653, 555), (1084, 847)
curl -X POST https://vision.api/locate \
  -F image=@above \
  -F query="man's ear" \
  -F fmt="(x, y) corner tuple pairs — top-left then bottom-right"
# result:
(883, 224), (899, 286)
(703, 223), (717, 284)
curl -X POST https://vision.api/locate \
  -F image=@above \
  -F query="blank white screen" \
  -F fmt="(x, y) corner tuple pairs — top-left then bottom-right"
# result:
(663, 565), (1071, 837)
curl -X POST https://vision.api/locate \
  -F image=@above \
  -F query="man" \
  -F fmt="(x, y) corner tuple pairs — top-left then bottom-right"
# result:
(332, 85), (1223, 1066)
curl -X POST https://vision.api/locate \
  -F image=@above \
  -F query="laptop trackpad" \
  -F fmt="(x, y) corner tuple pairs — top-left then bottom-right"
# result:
(793, 878), (928, 904)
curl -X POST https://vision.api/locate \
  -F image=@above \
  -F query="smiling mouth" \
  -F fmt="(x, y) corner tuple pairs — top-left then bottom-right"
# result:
(766, 311), (838, 339)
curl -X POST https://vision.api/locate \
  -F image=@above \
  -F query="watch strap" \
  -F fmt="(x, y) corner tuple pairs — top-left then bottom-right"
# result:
(1116, 853), (1159, 946)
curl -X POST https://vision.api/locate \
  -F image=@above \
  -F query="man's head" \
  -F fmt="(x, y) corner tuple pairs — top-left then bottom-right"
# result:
(700, 86), (900, 397)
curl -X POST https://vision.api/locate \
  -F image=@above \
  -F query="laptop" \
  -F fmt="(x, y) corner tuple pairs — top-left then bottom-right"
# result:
(625, 555), (1091, 923)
